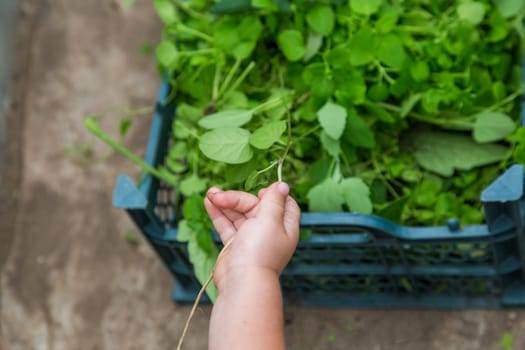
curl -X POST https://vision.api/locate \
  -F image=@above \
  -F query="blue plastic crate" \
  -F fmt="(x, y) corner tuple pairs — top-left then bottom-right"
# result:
(114, 75), (525, 308)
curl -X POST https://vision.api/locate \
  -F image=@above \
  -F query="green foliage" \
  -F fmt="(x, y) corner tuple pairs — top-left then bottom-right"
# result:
(177, 195), (219, 302)
(149, 0), (524, 228)
(411, 130), (510, 177)
(501, 332), (514, 350)
(278, 29), (306, 61)
(121, 228), (141, 245)
(473, 111), (516, 143)
(199, 128), (253, 164)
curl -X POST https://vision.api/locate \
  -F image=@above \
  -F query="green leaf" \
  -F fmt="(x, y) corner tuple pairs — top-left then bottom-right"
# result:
(238, 15), (263, 42)
(320, 131), (341, 157)
(180, 174), (207, 196)
(312, 76), (334, 99)
(176, 220), (193, 242)
(411, 130), (510, 177)
(199, 128), (253, 164)
(494, 0), (524, 18)
(375, 13), (399, 33)
(251, 0), (278, 11)
(214, 17), (239, 50)
(473, 111), (515, 143)
(303, 31), (324, 61)
(177, 103), (203, 121)
(156, 40), (178, 68)
(121, 228), (140, 245)
(350, 0), (383, 15)
(340, 177), (373, 214)
(410, 61), (430, 82)
(317, 101), (347, 140)
(168, 142), (188, 160)
(198, 109), (253, 129)
(302, 63), (325, 85)
(367, 83), (390, 102)
(278, 29), (306, 62)
(326, 45), (352, 68)
(213, 16), (262, 59)
(183, 193), (209, 223)
(244, 170), (258, 191)
(187, 231), (219, 302)
(376, 34), (406, 69)
(334, 70), (367, 103)
(119, 118), (132, 138)
(222, 91), (249, 110)
(249, 121), (287, 149)
(166, 157), (186, 173)
(348, 28), (376, 66)
(400, 94), (422, 118)
(307, 178), (345, 212)
(363, 102), (396, 123)
(306, 4), (335, 36)
(155, 0), (178, 24)
(232, 42), (257, 60)
(225, 158), (258, 184)
(501, 333), (514, 350)
(377, 196), (409, 223)
(344, 112), (375, 148)
(457, 2), (486, 25)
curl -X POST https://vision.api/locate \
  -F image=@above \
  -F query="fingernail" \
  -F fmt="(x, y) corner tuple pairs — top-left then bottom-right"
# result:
(207, 187), (221, 198)
(277, 182), (289, 196)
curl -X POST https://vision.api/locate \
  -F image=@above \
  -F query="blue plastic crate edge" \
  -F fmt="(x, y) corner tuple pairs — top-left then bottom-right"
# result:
(113, 74), (525, 307)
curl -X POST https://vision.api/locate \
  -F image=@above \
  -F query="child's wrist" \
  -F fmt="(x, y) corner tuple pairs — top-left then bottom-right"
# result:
(215, 265), (281, 294)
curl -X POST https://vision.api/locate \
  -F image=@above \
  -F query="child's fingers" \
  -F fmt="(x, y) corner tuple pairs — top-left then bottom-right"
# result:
(258, 182), (289, 221)
(208, 190), (259, 215)
(283, 196), (301, 241)
(258, 187), (267, 199)
(222, 208), (248, 229)
(204, 197), (236, 243)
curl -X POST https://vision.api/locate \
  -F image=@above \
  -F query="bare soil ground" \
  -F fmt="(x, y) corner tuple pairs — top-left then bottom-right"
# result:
(1, 1), (525, 349)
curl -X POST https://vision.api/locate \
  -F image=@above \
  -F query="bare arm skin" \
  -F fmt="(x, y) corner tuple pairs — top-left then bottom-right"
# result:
(204, 182), (300, 350)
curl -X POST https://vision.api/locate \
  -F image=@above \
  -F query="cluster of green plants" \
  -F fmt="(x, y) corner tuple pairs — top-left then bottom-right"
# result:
(87, 0), (525, 300)
(152, 0), (524, 226)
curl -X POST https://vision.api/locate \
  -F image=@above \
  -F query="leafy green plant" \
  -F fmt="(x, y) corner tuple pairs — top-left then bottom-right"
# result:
(121, 228), (141, 245)
(87, 0), (525, 300)
(151, 0), (524, 225)
(501, 332), (514, 350)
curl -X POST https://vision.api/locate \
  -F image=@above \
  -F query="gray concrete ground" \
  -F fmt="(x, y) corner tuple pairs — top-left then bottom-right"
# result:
(0, 0), (17, 171)
(1, 1), (525, 349)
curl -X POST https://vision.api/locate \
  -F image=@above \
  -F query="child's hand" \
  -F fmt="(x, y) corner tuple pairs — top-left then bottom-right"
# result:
(204, 182), (300, 292)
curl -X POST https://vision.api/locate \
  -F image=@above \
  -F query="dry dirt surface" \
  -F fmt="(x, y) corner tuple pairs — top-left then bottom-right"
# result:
(1, 1), (525, 350)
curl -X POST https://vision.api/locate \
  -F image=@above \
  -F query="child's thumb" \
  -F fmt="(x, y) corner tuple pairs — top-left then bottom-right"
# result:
(258, 182), (289, 220)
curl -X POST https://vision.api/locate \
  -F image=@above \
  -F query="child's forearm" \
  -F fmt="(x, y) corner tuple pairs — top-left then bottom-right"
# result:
(209, 268), (286, 350)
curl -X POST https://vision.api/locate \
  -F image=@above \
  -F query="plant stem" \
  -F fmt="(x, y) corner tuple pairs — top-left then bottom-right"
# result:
(398, 25), (439, 36)
(374, 61), (396, 85)
(84, 117), (176, 186)
(253, 92), (294, 115)
(258, 161), (278, 175)
(179, 48), (218, 56)
(222, 61), (256, 102)
(378, 102), (474, 130)
(177, 238), (235, 350)
(174, 23), (213, 42)
(212, 62), (221, 103)
(485, 88), (524, 112)
(293, 125), (321, 142)
(218, 59), (241, 97)
(173, 0), (208, 20)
